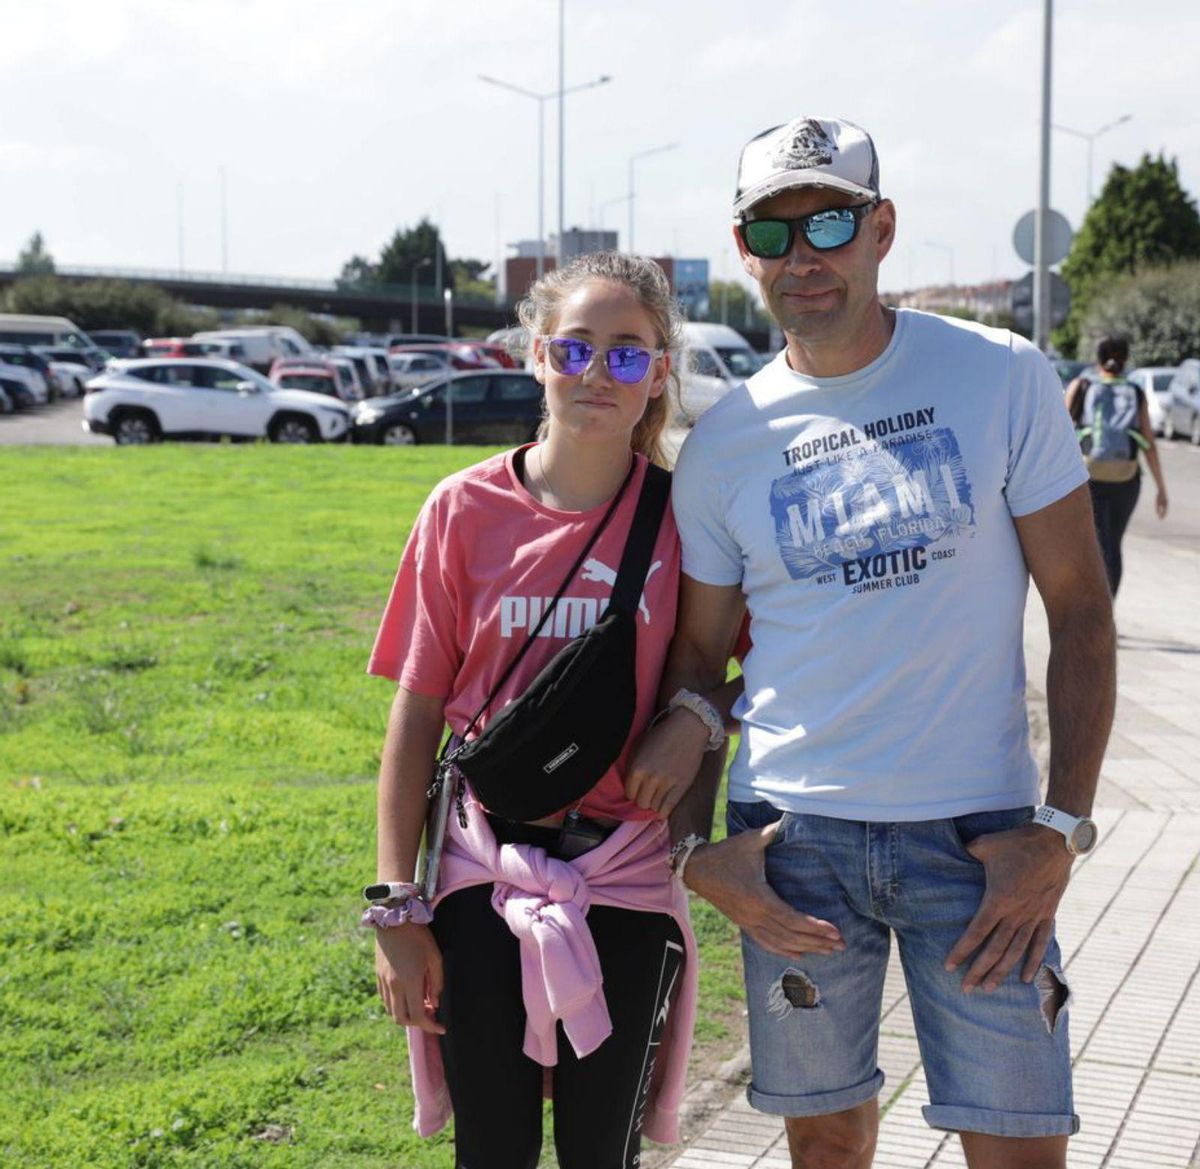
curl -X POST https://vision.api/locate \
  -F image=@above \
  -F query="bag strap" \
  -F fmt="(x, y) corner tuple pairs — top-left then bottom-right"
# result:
(453, 455), (639, 745)
(608, 463), (671, 616)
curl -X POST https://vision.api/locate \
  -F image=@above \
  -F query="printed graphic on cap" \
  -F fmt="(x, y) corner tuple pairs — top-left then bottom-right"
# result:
(770, 118), (836, 171)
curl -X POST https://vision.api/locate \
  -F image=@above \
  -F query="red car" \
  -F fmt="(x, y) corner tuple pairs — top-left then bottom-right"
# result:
(142, 337), (213, 358)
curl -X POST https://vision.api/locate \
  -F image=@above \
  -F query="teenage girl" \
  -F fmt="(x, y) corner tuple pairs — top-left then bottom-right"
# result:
(364, 253), (698, 1169)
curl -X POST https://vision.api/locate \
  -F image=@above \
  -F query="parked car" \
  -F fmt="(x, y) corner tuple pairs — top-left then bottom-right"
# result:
(677, 323), (763, 424)
(142, 337), (216, 359)
(388, 351), (454, 391)
(0, 344), (59, 401)
(272, 367), (343, 398)
(388, 342), (501, 371)
(32, 343), (110, 373)
(0, 373), (36, 411)
(83, 358), (351, 445)
(1162, 359), (1200, 443)
(268, 356), (360, 400)
(1126, 366), (1178, 436)
(332, 345), (392, 395)
(42, 359), (90, 398)
(192, 327), (312, 373)
(89, 330), (142, 359)
(0, 313), (97, 354)
(0, 355), (50, 405)
(352, 370), (543, 445)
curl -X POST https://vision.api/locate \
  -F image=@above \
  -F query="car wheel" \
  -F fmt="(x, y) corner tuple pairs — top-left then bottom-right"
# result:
(269, 415), (318, 444)
(379, 423), (417, 445)
(112, 409), (160, 445)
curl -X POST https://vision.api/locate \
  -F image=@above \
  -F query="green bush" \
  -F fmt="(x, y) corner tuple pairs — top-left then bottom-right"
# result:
(1077, 260), (1200, 367)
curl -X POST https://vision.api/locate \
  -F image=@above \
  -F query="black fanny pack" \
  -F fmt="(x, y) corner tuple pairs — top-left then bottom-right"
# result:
(441, 458), (670, 823)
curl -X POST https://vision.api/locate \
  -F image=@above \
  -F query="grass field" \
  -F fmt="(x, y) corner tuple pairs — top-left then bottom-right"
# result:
(0, 446), (745, 1168)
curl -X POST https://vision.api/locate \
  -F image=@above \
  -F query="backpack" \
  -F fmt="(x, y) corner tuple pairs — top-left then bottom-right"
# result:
(1077, 378), (1148, 483)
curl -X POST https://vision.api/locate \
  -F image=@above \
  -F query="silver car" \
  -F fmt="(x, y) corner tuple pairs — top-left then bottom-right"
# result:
(1163, 359), (1200, 444)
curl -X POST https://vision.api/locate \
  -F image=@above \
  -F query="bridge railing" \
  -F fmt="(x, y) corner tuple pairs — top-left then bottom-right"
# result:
(0, 264), (500, 307)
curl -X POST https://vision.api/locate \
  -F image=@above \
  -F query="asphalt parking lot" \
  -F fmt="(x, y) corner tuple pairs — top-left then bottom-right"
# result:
(0, 396), (108, 446)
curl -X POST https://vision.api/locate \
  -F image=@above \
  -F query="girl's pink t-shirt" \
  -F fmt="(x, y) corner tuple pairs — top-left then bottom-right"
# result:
(368, 446), (680, 822)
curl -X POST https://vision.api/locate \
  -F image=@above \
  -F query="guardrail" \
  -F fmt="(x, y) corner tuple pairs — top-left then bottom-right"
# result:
(0, 264), (499, 307)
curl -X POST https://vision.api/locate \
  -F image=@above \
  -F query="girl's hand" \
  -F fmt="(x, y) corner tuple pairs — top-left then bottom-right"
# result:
(1156, 490), (1169, 519)
(374, 924), (445, 1035)
(625, 707), (709, 818)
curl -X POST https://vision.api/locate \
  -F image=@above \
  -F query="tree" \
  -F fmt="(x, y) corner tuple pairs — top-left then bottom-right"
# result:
(17, 232), (55, 276)
(336, 222), (495, 302)
(1077, 261), (1200, 367)
(704, 281), (772, 330)
(1055, 154), (1200, 355)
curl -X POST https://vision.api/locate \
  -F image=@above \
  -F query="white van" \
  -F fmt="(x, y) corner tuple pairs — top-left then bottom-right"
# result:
(193, 326), (313, 373)
(677, 322), (763, 425)
(0, 313), (98, 353)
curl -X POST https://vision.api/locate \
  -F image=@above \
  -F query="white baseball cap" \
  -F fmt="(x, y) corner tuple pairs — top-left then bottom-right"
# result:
(733, 116), (880, 221)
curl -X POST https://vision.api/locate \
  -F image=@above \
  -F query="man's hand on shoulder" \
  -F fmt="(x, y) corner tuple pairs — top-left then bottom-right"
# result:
(684, 824), (845, 959)
(945, 823), (1075, 993)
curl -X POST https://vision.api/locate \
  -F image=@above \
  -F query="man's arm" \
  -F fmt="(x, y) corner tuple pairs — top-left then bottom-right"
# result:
(632, 576), (844, 959)
(946, 484), (1115, 992)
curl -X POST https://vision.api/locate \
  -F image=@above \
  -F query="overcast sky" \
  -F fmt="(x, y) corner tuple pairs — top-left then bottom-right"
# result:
(3, 0), (1197, 299)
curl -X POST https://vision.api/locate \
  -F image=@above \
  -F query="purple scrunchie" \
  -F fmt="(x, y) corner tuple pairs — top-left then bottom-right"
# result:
(360, 898), (433, 928)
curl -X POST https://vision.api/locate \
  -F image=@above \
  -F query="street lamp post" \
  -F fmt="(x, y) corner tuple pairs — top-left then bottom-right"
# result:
(1052, 114), (1132, 203)
(628, 143), (679, 254)
(479, 72), (611, 277)
(410, 257), (431, 333)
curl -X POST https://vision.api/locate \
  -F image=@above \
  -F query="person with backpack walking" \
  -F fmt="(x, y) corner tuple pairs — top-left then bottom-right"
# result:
(363, 252), (702, 1169)
(1066, 336), (1169, 595)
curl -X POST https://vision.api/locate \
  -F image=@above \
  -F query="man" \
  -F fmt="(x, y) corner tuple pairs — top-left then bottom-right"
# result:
(631, 116), (1115, 1169)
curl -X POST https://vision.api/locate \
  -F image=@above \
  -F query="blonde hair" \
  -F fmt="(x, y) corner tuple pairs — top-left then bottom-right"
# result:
(515, 252), (684, 467)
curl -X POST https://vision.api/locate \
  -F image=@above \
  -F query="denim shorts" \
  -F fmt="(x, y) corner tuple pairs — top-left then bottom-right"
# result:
(728, 799), (1079, 1138)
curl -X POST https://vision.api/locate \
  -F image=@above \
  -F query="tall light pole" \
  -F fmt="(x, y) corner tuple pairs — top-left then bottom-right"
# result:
(598, 194), (630, 231)
(558, 0), (565, 261)
(629, 142), (679, 254)
(1053, 114), (1132, 203)
(479, 72), (611, 277)
(1034, 0), (1053, 353)
(219, 165), (228, 274)
(410, 257), (431, 334)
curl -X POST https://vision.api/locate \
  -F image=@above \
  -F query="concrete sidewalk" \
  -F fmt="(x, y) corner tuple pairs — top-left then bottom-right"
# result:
(667, 532), (1200, 1169)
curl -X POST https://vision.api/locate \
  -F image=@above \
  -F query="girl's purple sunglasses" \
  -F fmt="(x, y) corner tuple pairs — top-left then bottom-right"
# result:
(542, 336), (664, 384)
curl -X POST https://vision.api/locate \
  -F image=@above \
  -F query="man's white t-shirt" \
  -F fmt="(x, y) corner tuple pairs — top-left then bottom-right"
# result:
(673, 309), (1088, 821)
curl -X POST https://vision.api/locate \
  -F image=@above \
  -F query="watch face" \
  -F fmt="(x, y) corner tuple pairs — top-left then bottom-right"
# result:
(363, 883), (391, 902)
(1071, 821), (1098, 854)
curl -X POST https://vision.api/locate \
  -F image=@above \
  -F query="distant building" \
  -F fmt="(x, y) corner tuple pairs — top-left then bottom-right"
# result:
(550, 228), (619, 263)
(673, 259), (710, 319)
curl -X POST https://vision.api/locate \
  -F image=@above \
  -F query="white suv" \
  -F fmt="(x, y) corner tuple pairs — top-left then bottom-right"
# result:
(83, 358), (351, 445)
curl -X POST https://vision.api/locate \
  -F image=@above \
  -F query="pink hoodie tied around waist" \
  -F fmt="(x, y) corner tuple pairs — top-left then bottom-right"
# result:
(406, 788), (698, 1145)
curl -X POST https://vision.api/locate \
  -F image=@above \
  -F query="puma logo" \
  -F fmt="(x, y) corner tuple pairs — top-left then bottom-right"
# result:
(581, 557), (662, 624)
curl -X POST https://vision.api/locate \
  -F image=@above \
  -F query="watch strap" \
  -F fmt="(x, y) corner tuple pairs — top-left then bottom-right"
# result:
(667, 689), (726, 751)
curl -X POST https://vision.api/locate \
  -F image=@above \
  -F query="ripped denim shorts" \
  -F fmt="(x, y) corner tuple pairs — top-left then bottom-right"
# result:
(728, 800), (1079, 1138)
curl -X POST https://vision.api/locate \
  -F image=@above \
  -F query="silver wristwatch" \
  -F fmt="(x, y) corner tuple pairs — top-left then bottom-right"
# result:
(1032, 805), (1099, 856)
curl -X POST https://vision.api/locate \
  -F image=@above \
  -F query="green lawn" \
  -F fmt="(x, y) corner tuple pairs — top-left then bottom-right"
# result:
(0, 446), (744, 1169)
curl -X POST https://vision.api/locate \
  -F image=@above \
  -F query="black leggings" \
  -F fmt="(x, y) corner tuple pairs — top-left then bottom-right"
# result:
(430, 821), (685, 1169)
(1089, 476), (1141, 595)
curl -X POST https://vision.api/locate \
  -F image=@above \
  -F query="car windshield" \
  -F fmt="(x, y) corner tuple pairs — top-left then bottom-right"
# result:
(227, 363), (275, 393)
(715, 347), (762, 378)
(1151, 373), (1175, 393)
(280, 374), (334, 394)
